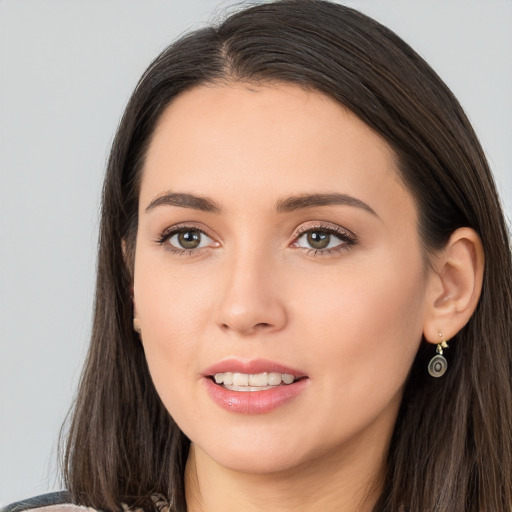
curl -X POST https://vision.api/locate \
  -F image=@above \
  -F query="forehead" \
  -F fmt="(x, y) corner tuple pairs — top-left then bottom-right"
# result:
(140, 83), (412, 220)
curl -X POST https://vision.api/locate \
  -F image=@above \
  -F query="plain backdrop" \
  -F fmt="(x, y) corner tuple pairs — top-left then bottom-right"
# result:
(1, 0), (511, 505)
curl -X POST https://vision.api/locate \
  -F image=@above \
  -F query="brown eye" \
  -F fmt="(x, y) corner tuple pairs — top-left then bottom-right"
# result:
(307, 231), (331, 249)
(294, 226), (355, 254)
(165, 228), (215, 251)
(177, 230), (201, 249)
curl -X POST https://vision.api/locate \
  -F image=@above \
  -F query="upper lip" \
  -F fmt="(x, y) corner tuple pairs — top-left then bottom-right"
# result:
(203, 358), (307, 378)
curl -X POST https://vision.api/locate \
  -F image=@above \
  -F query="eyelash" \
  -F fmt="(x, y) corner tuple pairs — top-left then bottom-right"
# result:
(292, 223), (357, 257)
(156, 224), (216, 256)
(156, 223), (357, 257)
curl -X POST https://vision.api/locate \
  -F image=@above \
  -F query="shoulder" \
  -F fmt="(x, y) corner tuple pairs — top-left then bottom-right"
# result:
(1, 492), (103, 512)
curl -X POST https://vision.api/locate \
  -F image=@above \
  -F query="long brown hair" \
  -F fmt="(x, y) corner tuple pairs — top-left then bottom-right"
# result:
(62, 1), (512, 511)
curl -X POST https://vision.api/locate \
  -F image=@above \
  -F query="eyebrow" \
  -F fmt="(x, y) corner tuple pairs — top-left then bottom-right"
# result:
(145, 192), (221, 213)
(145, 191), (377, 217)
(276, 193), (378, 216)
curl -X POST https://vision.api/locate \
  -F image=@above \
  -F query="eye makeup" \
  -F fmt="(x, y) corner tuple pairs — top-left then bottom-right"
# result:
(155, 223), (219, 256)
(291, 222), (358, 257)
(155, 220), (358, 258)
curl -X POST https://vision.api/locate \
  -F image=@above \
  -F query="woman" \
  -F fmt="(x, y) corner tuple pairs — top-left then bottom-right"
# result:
(4, 1), (511, 511)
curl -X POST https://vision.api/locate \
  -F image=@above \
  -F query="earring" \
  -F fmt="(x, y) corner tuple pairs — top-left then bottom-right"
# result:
(428, 332), (449, 378)
(133, 317), (141, 334)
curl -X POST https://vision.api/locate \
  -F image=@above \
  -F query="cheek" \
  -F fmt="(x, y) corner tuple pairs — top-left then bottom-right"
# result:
(299, 253), (427, 395)
(135, 251), (215, 334)
(133, 258), (215, 407)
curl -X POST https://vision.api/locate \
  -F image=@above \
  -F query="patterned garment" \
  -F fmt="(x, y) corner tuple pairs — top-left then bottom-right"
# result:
(1, 492), (172, 512)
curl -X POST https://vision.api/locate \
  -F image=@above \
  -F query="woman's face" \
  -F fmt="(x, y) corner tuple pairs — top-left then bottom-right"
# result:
(134, 83), (432, 475)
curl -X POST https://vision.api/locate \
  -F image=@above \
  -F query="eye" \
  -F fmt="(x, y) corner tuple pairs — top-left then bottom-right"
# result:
(158, 227), (217, 252)
(297, 230), (336, 250)
(292, 225), (356, 254)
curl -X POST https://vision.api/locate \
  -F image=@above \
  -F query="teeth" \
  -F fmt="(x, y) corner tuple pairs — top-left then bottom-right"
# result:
(213, 371), (296, 388)
(268, 372), (282, 385)
(232, 373), (249, 386)
(249, 372), (268, 386)
(282, 373), (295, 384)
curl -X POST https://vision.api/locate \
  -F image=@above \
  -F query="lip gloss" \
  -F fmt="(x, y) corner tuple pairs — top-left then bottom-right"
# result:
(203, 377), (309, 414)
(202, 359), (309, 414)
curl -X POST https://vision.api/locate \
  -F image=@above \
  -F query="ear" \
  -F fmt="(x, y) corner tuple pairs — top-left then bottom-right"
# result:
(423, 227), (485, 344)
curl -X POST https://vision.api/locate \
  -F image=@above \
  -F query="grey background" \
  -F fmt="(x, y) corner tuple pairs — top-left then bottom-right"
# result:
(1, 0), (511, 505)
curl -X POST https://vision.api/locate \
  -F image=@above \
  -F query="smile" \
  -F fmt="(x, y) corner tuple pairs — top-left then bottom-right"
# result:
(203, 360), (309, 414)
(214, 371), (296, 391)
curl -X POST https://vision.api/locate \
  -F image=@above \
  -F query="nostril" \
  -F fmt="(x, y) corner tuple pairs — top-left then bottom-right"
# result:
(220, 321), (272, 333)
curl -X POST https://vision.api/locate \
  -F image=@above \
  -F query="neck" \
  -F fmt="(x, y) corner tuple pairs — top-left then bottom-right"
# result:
(184, 438), (387, 512)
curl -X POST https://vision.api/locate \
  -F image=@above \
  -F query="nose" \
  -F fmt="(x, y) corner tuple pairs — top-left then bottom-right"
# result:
(215, 250), (288, 336)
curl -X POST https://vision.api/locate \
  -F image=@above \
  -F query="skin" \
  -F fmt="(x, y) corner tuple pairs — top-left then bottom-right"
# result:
(132, 83), (478, 512)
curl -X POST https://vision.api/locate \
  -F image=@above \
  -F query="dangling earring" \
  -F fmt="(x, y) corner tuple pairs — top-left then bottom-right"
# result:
(133, 317), (141, 335)
(428, 332), (449, 378)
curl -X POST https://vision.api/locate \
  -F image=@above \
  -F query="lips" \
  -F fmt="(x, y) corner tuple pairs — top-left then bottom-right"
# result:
(203, 358), (307, 378)
(202, 359), (309, 414)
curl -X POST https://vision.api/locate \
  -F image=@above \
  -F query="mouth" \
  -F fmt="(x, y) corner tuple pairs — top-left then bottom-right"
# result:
(211, 371), (299, 391)
(202, 359), (309, 413)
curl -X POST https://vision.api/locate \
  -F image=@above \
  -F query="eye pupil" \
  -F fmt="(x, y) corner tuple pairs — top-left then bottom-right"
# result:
(178, 230), (201, 249)
(307, 231), (330, 249)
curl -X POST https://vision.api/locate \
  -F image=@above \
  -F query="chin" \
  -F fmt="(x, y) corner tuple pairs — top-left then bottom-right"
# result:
(187, 423), (330, 476)
(205, 444), (309, 475)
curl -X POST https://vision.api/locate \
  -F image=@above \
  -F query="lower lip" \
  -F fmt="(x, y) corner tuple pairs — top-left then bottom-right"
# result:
(203, 377), (309, 414)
